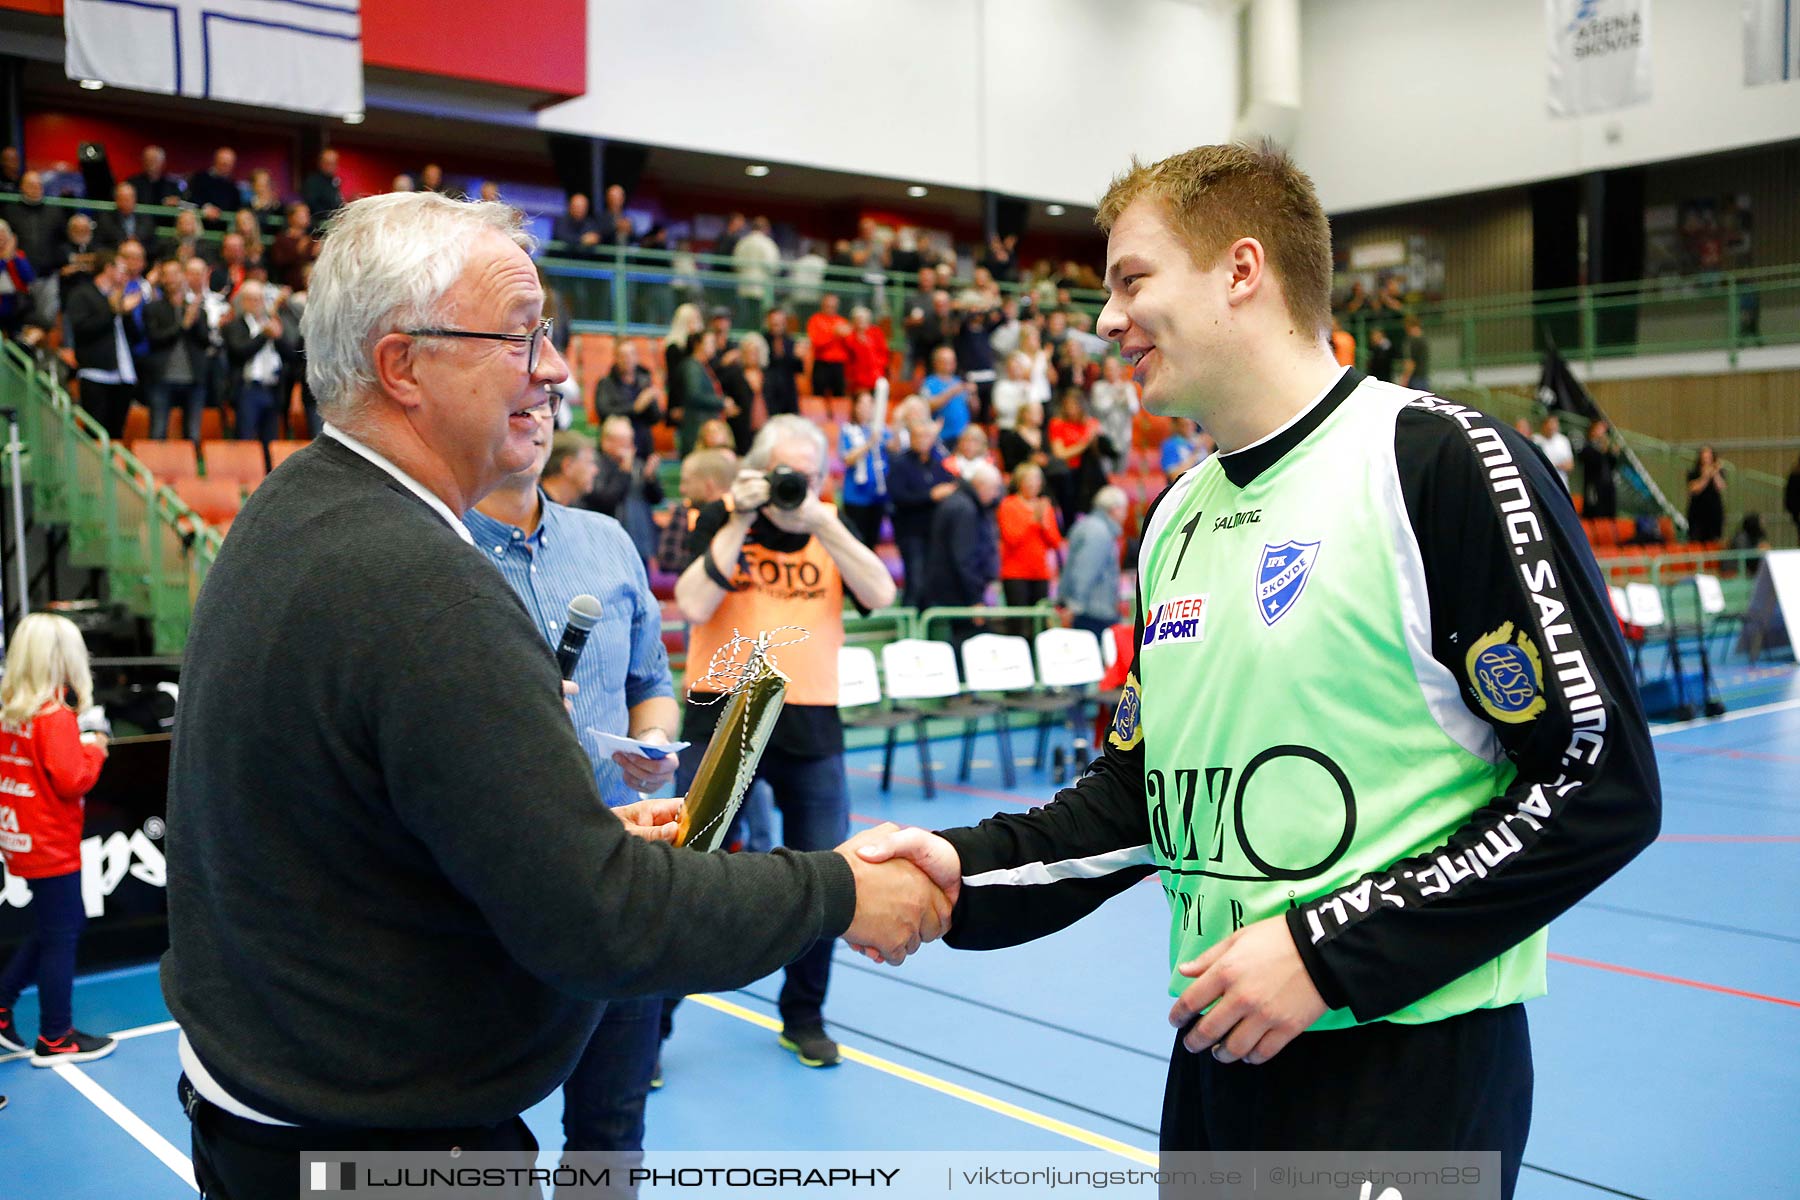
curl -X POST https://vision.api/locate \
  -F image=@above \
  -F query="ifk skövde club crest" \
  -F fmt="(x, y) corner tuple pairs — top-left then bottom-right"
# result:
(1255, 540), (1321, 626)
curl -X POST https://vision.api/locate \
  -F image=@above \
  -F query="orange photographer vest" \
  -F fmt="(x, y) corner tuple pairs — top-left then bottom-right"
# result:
(686, 529), (844, 706)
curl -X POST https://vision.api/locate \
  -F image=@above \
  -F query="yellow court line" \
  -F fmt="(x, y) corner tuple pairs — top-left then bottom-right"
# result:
(686, 993), (1160, 1168)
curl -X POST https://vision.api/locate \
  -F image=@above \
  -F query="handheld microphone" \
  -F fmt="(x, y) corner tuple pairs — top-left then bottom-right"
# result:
(556, 594), (604, 681)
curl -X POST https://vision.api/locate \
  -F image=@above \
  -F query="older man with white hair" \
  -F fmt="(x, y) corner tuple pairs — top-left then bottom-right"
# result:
(161, 193), (947, 1197)
(221, 278), (295, 448)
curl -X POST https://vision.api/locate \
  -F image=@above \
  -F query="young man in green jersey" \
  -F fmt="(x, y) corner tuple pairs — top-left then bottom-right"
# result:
(852, 143), (1659, 1198)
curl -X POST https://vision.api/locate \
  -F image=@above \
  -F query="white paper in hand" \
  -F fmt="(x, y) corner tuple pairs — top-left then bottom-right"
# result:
(585, 729), (690, 761)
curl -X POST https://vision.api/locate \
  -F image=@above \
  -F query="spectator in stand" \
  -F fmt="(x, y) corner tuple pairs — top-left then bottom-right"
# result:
(998, 462), (1062, 624)
(1579, 420), (1621, 520)
(658, 446), (738, 576)
(919, 345), (973, 444)
(211, 233), (250, 299)
(946, 424), (995, 481)
(763, 307), (803, 418)
(991, 351), (1033, 433)
(553, 193), (602, 256)
(1365, 324), (1396, 383)
(902, 269), (937, 373)
(1399, 314), (1432, 390)
(888, 229), (922, 277)
(789, 239), (827, 306)
(595, 338), (664, 460)
(0, 614), (113, 1069)
(97, 183), (156, 249)
(1160, 416), (1210, 482)
(478, 182), (502, 204)
(157, 208), (205, 267)
(64, 249), (138, 435)
(0, 144), (21, 193)
(269, 204), (316, 291)
(143, 257), (210, 442)
(601, 184), (628, 228)
(1059, 486), (1128, 640)
(676, 330), (729, 456)
(115, 240), (154, 385)
(591, 416), (665, 571)
(1686, 446), (1727, 545)
(1017, 321), (1055, 409)
(0, 220), (38, 342)
(922, 460), (1003, 648)
(1330, 315), (1355, 368)
(838, 388), (890, 548)
(806, 293), (852, 401)
(981, 233), (1018, 284)
(223, 278), (295, 448)
(188, 147), (243, 223)
(281, 261), (317, 439)
(845, 305), (889, 398)
(1047, 387), (1102, 530)
(301, 149), (343, 230)
(5, 176), (59, 329)
(732, 216), (780, 323)
(1375, 274), (1408, 335)
(1786, 454), (1800, 544)
(716, 330), (764, 454)
(662, 302), (704, 426)
(418, 164), (447, 194)
(1340, 279), (1370, 320)
(1534, 414), (1575, 494)
(390, 174), (416, 193)
(1729, 513), (1770, 575)
(1088, 355), (1139, 475)
(59, 212), (101, 292)
(888, 409), (958, 609)
(706, 306), (738, 363)
(233, 208), (268, 276)
(999, 400), (1051, 475)
(714, 212), (747, 258)
(696, 418), (735, 451)
(126, 144), (185, 207)
(246, 169), (283, 224)
(954, 288), (1004, 423)
(1511, 416), (1533, 439)
(910, 290), (955, 378)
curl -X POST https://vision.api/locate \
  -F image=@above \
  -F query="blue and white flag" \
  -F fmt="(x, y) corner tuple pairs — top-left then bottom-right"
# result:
(1546, 0), (1652, 118)
(65, 0), (362, 118)
(1744, 0), (1799, 86)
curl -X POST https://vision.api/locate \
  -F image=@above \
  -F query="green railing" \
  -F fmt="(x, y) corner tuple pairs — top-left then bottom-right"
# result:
(0, 339), (222, 653)
(915, 603), (1063, 644)
(1436, 384), (1796, 550)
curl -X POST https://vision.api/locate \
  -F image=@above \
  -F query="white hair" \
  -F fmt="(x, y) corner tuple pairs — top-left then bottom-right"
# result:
(1092, 485), (1128, 517)
(745, 413), (828, 477)
(302, 192), (532, 422)
(965, 460), (1002, 492)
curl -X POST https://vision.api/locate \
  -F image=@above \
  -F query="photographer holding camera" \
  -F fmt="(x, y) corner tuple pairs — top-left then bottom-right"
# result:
(672, 414), (897, 1068)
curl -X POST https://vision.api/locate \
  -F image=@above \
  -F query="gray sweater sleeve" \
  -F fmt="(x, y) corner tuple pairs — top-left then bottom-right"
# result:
(378, 592), (856, 1001)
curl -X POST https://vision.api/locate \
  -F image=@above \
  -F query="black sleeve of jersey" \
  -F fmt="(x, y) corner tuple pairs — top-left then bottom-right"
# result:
(1286, 402), (1661, 1021)
(938, 488), (1175, 950)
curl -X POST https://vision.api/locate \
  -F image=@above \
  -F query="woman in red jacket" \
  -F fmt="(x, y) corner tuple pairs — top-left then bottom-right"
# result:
(0, 613), (113, 1067)
(997, 462), (1064, 630)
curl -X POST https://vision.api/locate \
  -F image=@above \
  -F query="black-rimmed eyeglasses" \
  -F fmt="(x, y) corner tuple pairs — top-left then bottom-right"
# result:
(405, 318), (555, 374)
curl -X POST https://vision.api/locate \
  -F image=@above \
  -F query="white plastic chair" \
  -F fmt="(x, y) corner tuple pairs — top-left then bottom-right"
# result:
(837, 645), (882, 709)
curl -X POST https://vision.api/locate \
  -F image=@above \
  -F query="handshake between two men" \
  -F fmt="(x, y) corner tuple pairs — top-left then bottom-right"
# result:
(609, 796), (957, 967)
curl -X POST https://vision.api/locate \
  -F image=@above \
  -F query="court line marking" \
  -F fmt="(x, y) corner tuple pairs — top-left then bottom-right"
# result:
(53, 1060), (199, 1192)
(685, 993), (1160, 1167)
(1549, 952), (1800, 1009)
(114, 1019), (181, 1041)
(1650, 696), (1800, 735)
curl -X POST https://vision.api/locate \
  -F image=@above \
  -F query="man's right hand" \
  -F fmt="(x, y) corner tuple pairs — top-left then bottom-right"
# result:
(836, 824), (953, 965)
(727, 469), (770, 522)
(843, 825), (963, 964)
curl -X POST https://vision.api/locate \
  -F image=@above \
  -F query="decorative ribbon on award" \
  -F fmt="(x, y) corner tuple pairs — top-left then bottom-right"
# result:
(675, 627), (807, 852)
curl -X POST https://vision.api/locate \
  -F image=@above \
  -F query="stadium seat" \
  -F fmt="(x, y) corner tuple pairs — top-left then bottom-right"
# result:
(201, 440), (268, 491)
(131, 440), (200, 484)
(121, 404), (150, 443)
(839, 643), (940, 799)
(268, 440), (309, 469)
(173, 478), (244, 528)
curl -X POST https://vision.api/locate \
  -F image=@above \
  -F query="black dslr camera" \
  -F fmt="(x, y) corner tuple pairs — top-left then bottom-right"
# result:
(765, 466), (809, 511)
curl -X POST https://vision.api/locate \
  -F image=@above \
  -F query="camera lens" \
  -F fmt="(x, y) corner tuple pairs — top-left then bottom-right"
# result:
(765, 466), (808, 511)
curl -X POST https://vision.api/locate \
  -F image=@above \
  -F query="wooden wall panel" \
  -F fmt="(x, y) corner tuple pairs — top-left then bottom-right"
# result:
(1644, 142), (1800, 273)
(1330, 188), (1533, 302)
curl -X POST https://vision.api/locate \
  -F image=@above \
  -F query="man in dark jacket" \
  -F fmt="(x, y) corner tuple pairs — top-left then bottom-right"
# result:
(221, 279), (296, 446)
(125, 144), (186, 207)
(921, 461), (1002, 648)
(62, 248), (137, 437)
(887, 409), (958, 609)
(299, 148), (343, 231)
(96, 183), (157, 248)
(142, 258), (213, 441)
(762, 306), (803, 417)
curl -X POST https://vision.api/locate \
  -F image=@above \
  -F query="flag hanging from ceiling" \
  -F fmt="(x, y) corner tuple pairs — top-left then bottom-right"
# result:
(65, 0), (362, 118)
(1546, 0), (1652, 117)
(1744, 0), (1799, 86)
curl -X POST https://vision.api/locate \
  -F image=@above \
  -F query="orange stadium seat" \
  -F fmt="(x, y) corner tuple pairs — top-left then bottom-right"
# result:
(201, 441), (268, 491)
(173, 478), (243, 528)
(131, 440), (200, 484)
(121, 404), (150, 443)
(268, 440), (309, 469)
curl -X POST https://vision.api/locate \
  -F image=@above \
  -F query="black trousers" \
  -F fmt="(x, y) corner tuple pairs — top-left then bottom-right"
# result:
(79, 379), (135, 440)
(182, 1075), (540, 1199)
(1159, 1004), (1532, 1200)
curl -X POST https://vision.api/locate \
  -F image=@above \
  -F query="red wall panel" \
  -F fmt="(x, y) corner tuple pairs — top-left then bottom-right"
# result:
(362, 0), (585, 97)
(23, 112), (296, 195)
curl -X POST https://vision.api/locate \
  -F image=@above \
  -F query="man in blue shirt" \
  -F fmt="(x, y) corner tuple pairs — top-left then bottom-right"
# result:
(918, 345), (973, 444)
(466, 401), (680, 1163)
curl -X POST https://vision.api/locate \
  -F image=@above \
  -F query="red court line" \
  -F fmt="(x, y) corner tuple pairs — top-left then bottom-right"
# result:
(1656, 834), (1800, 843)
(1549, 952), (1800, 1009)
(1658, 744), (1800, 765)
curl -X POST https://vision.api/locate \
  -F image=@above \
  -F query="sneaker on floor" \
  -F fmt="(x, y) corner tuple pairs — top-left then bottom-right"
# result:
(777, 1024), (840, 1068)
(31, 1029), (116, 1067)
(0, 1093), (7, 1111)
(0, 1008), (26, 1054)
